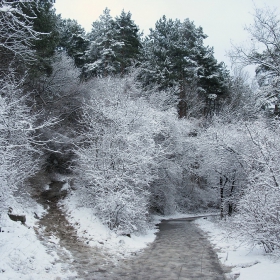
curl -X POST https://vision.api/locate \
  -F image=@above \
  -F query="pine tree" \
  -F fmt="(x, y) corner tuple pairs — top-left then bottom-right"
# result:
(114, 10), (142, 74)
(140, 16), (230, 118)
(82, 8), (141, 79)
(21, 0), (60, 77)
(57, 17), (89, 68)
(82, 8), (121, 78)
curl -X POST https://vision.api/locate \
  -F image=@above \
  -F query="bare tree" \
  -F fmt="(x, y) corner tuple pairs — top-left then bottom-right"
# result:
(229, 6), (280, 114)
(230, 7), (280, 72)
(220, 68), (263, 121)
(0, 73), (44, 212)
(0, 1), (39, 74)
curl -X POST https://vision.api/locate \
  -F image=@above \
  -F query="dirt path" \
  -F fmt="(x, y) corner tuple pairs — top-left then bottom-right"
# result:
(92, 218), (226, 280)
(35, 201), (113, 279)
(37, 205), (226, 279)
(29, 172), (114, 279)
(30, 173), (226, 279)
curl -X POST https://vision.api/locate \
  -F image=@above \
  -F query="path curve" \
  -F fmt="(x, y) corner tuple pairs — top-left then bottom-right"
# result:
(93, 217), (226, 280)
(30, 173), (226, 279)
(36, 203), (226, 279)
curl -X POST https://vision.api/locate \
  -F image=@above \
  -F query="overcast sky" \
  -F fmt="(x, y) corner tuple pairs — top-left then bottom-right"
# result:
(54, 0), (280, 70)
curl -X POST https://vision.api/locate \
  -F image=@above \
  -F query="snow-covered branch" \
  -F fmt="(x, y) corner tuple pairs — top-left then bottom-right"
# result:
(0, 1), (40, 67)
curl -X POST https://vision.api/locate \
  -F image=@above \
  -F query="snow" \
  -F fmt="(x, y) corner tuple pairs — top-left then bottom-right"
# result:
(0, 204), (75, 280)
(195, 217), (280, 280)
(156, 212), (219, 220)
(60, 192), (159, 261)
(2, 199), (279, 280)
(0, 5), (15, 13)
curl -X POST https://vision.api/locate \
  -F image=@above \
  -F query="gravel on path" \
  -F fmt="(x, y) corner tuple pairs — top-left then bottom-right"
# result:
(31, 173), (227, 280)
(93, 217), (226, 280)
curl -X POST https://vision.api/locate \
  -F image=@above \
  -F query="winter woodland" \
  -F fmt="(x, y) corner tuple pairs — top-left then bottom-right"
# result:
(1, 0), (280, 266)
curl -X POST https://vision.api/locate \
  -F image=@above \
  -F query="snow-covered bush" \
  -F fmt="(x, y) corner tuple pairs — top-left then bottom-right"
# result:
(74, 74), (217, 233)
(94, 188), (150, 234)
(232, 120), (280, 253)
(74, 75), (163, 233)
(149, 116), (217, 214)
(195, 118), (250, 218)
(0, 74), (41, 213)
(197, 116), (280, 253)
(236, 184), (280, 253)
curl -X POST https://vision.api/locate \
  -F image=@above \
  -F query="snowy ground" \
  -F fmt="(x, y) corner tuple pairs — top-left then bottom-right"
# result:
(195, 217), (280, 280)
(60, 192), (159, 262)
(0, 177), (159, 279)
(0, 203), (75, 280)
(2, 191), (279, 280)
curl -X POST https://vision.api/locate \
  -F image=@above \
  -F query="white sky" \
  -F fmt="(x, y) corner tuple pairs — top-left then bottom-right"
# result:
(54, 0), (280, 70)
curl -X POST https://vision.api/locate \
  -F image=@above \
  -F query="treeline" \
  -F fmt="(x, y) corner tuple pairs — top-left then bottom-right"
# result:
(1, 1), (280, 255)
(58, 8), (230, 118)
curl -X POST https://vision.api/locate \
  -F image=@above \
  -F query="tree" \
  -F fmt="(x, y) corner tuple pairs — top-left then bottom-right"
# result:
(83, 8), (122, 78)
(192, 110), (280, 253)
(140, 16), (230, 118)
(74, 75), (161, 233)
(57, 17), (89, 68)
(229, 7), (280, 115)
(0, 1), (39, 76)
(0, 72), (46, 213)
(20, 0), (60, 78)
(231, 120), (280, 253)
(30, 53), (84, 174)
(195, 119), (250, 218)
(114, 10), (142, 74)
(71, 72), (220, 232)
(215, 68), (262, 123)
(82, 8), (141, 78)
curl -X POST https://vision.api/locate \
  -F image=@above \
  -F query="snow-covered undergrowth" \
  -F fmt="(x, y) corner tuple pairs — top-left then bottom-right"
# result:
(195, 217), (280, 280)
(0, 201), (75, 280)
(73, 76), (218, 235)
(60, 192), (159, 262)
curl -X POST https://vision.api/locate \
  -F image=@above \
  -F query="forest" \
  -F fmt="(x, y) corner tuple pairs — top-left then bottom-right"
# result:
(1, 0), (280, 256)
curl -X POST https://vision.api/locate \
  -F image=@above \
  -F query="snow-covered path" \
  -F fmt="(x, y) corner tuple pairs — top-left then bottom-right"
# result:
(31, 171), (226, 279)
(91, 217), (226, 280)
(2, 169), (278, 279)
(37, 205), (226, 279)
(36, 199), (114, 279)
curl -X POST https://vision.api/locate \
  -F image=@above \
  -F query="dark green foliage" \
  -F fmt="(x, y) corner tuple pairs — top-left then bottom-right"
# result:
(82, 8), (119, 78)
(57, 17), (89, 68)
(140, 16), (230, 117)
(82, 8), (141, 79)
(21, 0), (60, 77)
(114, 10), (142, 74)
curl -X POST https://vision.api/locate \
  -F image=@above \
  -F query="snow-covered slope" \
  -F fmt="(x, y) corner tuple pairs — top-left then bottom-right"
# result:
(195, 217), (280, 280)
(0, 205), (75, 280)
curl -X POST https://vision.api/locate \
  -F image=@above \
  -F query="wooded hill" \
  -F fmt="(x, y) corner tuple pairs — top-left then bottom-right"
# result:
(1, 0), (280, 254)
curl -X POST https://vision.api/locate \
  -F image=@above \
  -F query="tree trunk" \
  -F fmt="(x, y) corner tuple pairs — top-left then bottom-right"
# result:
(220, 176), (224, 219)
(228, 178), (235, 216)
(178, 83), (186, 118)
